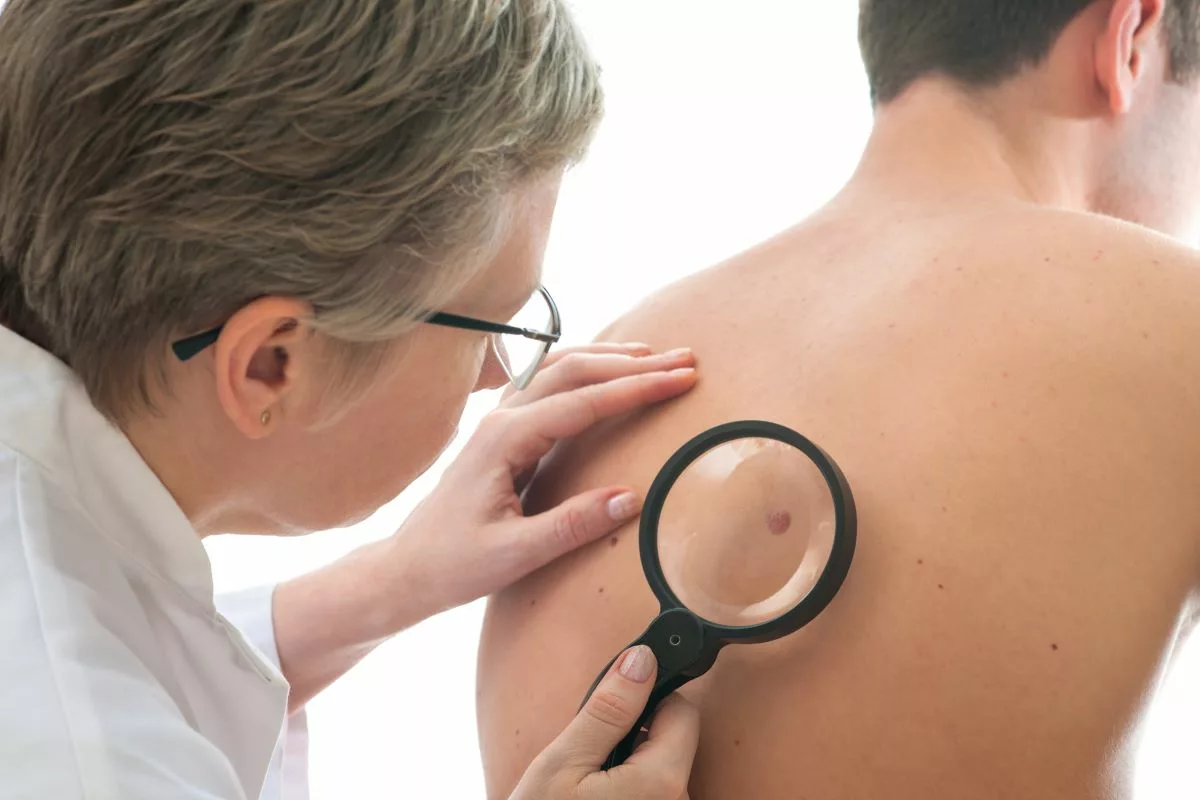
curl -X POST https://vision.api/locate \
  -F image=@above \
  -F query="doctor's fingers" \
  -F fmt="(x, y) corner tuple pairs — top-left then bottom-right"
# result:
(501, 348), (695, 409)
(567, 691), (698, 800)
(498, 342), (652, 404)
(613, 694), (700, 798)
(533, 342), (654, 370)
(500, 484), (642, 574)
(485, 368), (698, 472)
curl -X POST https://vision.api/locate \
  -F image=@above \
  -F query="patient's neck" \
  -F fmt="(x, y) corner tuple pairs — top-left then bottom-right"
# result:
(842, 77), (1098, 215)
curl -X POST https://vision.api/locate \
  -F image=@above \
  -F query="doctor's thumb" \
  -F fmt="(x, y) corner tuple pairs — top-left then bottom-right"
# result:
(516, 647), (699, 799)
(556, 646), (658, 768)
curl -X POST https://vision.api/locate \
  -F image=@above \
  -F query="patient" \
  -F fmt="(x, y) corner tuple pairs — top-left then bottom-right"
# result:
(478, 2), (1200, 798)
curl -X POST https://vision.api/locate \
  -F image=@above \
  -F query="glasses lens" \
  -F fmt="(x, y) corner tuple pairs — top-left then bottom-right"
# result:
(494, 291), (555, 388)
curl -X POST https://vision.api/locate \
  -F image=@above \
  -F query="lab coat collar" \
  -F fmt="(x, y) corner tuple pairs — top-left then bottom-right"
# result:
(0, 326), (214, 607)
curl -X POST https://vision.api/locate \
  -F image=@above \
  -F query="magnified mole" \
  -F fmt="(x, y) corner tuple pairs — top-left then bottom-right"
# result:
(766, 510), (792, 535)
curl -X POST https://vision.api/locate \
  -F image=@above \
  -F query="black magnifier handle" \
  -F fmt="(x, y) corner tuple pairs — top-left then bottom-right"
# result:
(602, 670), (693, 769)
(579, 608), (716, 770)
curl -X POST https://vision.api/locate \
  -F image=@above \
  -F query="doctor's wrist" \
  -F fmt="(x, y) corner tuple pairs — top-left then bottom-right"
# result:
(272, 535), (440, 710)
(367, 533), (450, 635)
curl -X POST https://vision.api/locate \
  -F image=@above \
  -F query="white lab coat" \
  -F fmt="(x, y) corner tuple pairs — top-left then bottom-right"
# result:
(0, 325), (309, 799)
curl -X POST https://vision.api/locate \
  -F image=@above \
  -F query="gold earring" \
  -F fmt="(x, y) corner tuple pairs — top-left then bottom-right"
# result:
(260, 409), (271, 427)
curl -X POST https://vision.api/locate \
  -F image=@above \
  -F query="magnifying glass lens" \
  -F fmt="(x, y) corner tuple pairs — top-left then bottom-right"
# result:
(656, 436), (836, 627)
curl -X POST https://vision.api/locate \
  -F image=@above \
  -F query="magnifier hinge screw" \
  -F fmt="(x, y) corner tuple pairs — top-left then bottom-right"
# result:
(668, 634), (682, 646)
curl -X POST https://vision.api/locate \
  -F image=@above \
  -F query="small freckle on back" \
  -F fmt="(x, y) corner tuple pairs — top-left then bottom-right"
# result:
(529, 599), (536, 607)
(917, 559), (924, 565)
(610, 536), (619, 548)
(1051, 643), (1059, 651)
(598, 586), (605, 594)
(938, 584), (945, 590)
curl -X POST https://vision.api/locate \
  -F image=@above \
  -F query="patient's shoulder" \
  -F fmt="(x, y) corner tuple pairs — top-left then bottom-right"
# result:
(613, 206), (1200, 330)
(1004, 206), (1200, 297)
(959, 204), (1192, 294)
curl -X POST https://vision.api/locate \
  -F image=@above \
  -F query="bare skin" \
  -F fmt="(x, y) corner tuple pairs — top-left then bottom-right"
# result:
(477, 60), (1200, 800)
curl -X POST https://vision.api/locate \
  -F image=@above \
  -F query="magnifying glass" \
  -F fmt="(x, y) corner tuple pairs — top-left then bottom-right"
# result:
(579, 420), (857, 769)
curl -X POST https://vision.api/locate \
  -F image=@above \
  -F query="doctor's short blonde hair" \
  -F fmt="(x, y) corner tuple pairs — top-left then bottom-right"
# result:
(0, 0), (602, 422)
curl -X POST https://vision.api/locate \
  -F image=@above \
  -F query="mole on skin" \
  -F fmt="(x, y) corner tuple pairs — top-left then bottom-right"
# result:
(766, 510), (792, 535)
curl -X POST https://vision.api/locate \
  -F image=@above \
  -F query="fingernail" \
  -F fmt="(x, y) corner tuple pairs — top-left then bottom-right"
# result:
(619, 646), (655, 683)
(626, 342), (652, 350)
(607, 491), (640, 521)
(670, 367), (697, 379)
(665, 347), (692, 358)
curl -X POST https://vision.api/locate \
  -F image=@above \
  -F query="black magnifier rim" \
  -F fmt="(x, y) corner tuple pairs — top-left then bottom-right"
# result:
(639, 419), (857, 643)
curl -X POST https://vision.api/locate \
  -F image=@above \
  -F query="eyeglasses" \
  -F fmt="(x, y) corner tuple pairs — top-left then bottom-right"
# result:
(170, 285), (562, 392)
(426, 285), (561, 390)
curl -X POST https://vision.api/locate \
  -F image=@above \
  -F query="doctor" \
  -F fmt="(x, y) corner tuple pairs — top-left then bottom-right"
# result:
(0, 0), (701, 798)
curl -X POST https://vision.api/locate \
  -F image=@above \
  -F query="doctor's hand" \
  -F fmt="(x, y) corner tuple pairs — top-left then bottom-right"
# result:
(393, 343), (697, 616)
(511, 646), (699, 800)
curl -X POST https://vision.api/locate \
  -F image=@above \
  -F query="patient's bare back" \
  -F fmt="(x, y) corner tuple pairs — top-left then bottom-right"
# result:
(477, 201), (1200, 800)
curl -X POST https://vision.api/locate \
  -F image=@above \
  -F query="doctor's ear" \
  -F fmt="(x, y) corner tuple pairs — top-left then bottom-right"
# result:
(211, 297), (312, 439)
(1095, 0), (1166, 115)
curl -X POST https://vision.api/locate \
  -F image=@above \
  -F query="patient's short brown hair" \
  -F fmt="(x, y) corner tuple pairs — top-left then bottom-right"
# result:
(0, 0), (603, 421)
(859, 0), (1200, 105)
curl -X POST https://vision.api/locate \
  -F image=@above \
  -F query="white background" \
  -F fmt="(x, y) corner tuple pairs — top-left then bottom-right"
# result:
(207, 2), (1200, 797)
